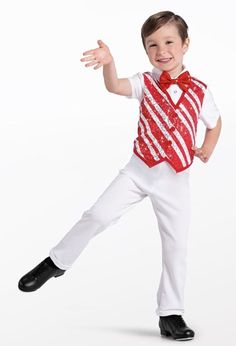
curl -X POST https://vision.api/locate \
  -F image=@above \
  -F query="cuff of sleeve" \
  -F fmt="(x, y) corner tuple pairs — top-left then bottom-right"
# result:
(125, 77), (135, 99)
(205, 115), (220, 129)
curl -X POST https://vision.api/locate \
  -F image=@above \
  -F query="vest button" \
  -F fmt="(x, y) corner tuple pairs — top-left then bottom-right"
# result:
(167, 140), (172, 146)
(170, 126), (175, 132)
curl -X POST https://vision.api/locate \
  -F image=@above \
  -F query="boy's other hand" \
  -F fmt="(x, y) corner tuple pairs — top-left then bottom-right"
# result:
(80, 40), (113, 70)
(192, 146), (210, 163)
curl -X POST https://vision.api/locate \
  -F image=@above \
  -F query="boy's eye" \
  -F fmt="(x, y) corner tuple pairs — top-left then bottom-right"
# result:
(166, 41), (173, 44)
(149, 44), (157, 48)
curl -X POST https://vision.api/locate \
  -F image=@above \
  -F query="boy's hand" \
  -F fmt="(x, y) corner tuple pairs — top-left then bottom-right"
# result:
(80, 40), (113, 70)
(192, 146), (210, 163)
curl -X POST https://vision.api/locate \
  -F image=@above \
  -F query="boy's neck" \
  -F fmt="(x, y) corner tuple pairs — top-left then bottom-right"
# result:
(152, 65), (186, 80)
(168, 65), (185, 78)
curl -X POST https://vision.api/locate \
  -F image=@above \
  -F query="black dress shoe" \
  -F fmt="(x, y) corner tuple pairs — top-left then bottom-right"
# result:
(159, 315), (194, 341)
(18, 257), (65, 292)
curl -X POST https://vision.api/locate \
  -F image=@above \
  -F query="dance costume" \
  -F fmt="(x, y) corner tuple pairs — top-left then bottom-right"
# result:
(49, 68), (219, 316)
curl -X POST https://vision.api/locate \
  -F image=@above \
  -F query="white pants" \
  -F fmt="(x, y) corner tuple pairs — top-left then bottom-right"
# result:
(50, 154), (191, 316)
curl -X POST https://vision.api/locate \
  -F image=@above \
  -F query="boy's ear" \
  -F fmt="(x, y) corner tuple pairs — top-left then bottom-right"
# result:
(183, 37), (190, 54)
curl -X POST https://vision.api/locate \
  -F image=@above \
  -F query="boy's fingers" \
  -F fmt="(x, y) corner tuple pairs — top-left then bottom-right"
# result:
(94, 62), (103, 70)
(85, 61), (97, 68)
(83, 49), (95, 56)
(200, 155), (208, 162)
(80, 55), (95, 62)
(97, 39), (106, 48)
(192, 146), (209, 162)
(195, 148), (202, 155)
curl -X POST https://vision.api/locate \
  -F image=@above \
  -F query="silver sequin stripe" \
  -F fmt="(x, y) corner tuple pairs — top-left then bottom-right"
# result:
(140, 113), (166, 157)
(169, 122), (192, 165)
(176, 108), (195, 144)
(134, 139), (144, 158)
(184, 93), (199, 119)
(188, 88), (201, 112)
(179, 103), (196, 136)
(144, 87), (173, 127)
(143, 99), (187, 167)
(138, 120), (159, 161)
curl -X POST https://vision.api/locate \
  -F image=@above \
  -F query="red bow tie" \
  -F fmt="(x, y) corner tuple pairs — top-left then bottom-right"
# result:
(159, 71), (192, 92)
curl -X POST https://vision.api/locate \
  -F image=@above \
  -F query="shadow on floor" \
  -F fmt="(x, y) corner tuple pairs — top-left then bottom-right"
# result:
(78, 325), (163, 339)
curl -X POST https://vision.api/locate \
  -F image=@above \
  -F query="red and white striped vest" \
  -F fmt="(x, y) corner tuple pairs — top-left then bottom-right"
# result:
(133, 72), (207, 172)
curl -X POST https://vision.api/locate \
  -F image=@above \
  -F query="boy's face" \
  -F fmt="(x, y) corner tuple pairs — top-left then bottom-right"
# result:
(145, 23), (189, 77)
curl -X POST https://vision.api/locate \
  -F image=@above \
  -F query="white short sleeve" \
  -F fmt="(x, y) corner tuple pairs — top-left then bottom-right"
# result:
(127, 73), (144, 102)
(199, 87), (220, 129)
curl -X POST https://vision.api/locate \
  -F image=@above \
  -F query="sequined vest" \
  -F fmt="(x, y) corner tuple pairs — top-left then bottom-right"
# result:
(133, 72), (207, 172)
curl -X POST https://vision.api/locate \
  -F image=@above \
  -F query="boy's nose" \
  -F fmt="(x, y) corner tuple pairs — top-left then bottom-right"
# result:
(156, 50), (167, 59)
(156, 46), (167, 56)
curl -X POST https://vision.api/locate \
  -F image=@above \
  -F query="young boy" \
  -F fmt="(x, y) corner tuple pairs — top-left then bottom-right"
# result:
(18, 11), (221, 341)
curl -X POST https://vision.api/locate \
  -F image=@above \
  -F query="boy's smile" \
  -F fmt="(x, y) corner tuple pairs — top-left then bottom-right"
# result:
(145, 23), (189, 78)
(157, 57), (173, 64)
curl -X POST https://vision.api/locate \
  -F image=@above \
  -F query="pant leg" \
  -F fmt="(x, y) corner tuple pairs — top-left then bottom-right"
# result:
(50, 171), (147, 270)
(149, 165), (191, 316)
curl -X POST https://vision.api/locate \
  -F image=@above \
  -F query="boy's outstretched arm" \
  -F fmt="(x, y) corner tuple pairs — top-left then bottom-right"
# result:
(192, 116), (222, 163)
(81, 40), (132, 97)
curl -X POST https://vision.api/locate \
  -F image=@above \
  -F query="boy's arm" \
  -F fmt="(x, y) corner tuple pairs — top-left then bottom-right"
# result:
(192, 116), (222, 162)
(81, 40), (132, 96)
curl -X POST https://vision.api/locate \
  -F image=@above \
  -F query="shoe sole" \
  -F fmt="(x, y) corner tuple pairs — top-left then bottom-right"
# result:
(18, 284), (38, 292)
(161, 331), (194, 341)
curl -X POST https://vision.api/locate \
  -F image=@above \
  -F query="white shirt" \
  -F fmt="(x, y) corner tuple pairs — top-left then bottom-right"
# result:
(128, 68), (220, 129)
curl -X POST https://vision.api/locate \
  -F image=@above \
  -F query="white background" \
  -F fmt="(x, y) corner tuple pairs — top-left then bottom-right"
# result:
(0, 0), (235, 345)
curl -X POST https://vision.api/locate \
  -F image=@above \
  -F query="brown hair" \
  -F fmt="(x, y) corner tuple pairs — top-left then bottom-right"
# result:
(141, 11), (189, 49)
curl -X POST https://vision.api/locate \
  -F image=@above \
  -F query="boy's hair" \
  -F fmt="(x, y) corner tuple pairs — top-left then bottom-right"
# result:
(141, 11), (189, 49)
